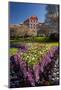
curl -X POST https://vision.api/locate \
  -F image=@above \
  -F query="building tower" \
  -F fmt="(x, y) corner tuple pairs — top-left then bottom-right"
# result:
(24, 16), (38, 30)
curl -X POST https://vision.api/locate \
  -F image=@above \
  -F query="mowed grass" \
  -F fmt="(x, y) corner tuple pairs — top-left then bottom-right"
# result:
(10, 37), (49, 44)
(9, 48), (18, 56)
(10, 36), (59, 45)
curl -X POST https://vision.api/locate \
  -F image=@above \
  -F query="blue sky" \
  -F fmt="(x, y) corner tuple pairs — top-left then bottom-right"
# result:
(9, 2), (47, 24)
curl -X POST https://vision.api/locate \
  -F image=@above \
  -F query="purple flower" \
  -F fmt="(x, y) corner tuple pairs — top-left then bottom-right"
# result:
(20, 45), (28, 52)
(27, 71), (35, 86)
(33, 64), (40, 82)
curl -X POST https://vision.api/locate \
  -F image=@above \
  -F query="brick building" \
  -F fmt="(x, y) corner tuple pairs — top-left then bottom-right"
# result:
(23, 16), (38, 30)
(23, 16), (39, 36)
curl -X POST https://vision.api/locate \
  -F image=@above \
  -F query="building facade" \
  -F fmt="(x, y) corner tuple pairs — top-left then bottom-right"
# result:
(24, 16), (38, 30)
(23, 16), (38, 36)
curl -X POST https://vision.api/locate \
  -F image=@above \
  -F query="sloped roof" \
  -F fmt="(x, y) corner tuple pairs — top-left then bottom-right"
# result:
(30, 16), (38, 20)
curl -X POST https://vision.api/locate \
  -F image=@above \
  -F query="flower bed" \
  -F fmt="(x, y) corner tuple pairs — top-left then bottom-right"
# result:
(9, 43), (59, 88)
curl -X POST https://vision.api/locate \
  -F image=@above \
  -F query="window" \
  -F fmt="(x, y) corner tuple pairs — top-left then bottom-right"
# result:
(34, 24), (35, 27)
(31, 20), (32, 22)
(33, 24), (35, 29)
(34, 20), (35, 22)
(31, 24), (32, 28)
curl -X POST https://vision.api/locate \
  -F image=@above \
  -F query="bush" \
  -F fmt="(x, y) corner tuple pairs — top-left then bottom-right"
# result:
(48, 33), (59, 42)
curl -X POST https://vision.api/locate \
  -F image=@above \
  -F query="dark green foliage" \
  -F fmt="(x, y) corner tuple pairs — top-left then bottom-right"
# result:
(48, 33), (59, 42)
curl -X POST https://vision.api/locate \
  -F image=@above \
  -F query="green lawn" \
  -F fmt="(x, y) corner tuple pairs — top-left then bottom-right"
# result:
(10, 37), (49, 44)
(9, 48), (18, 56)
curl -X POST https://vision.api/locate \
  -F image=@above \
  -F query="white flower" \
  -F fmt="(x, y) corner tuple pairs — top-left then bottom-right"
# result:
(27, 56), (29, 58)
(32, 57), (35, 60)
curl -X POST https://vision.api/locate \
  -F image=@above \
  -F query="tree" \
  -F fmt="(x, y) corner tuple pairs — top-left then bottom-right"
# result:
(10, 25), (18, 39)
(37, 24), (50, 36)
(45, 5), (59, 34)
(27, 29), (37, 37)
(10, 24), (29, 38)
(17, 25), (29, 38)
